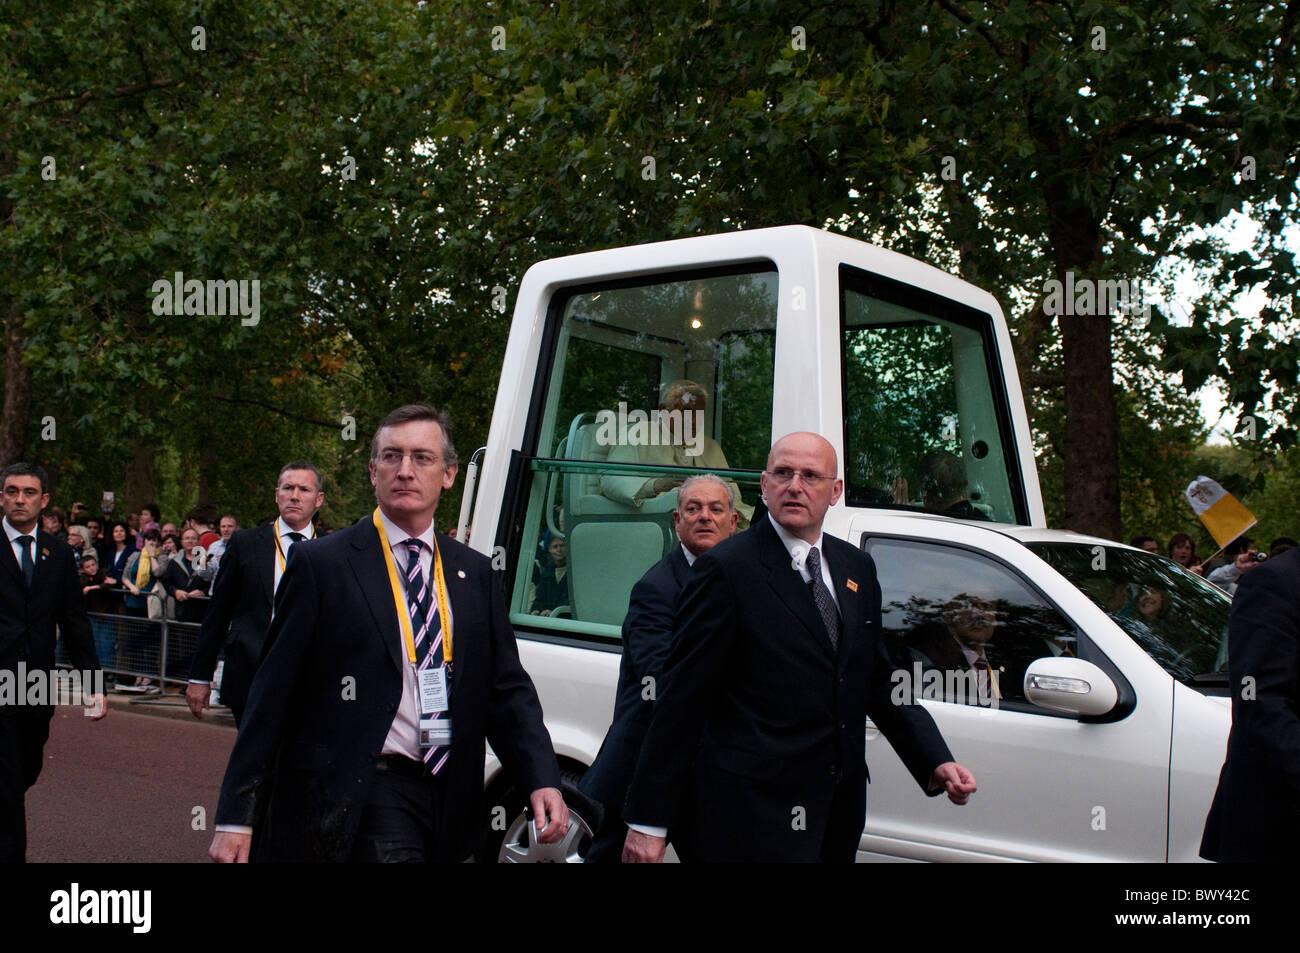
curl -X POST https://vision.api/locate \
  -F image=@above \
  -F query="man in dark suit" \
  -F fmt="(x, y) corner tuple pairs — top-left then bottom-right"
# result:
(580, 473), (739, 862)
(622, 433), (976, 863)
(186, 461), (324, 726)
(0, 463), (106, 862)
(904, 587), (1005, 705)
(208, 404), (567, 862)
(1200, 546), (1300, 862)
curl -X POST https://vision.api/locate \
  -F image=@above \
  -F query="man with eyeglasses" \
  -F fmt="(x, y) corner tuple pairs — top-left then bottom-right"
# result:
(622, 432), (976, 862)
(187, 461), (324, 726)
(206, 405), (565, 862)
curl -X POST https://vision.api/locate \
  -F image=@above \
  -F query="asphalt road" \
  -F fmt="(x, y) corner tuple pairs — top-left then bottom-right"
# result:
(24, 701), (236, 862)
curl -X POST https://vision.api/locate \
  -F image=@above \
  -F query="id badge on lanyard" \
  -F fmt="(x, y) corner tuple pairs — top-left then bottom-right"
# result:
(418, 668), (452, 749)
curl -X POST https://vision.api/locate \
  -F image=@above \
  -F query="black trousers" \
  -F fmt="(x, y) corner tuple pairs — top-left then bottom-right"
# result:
(0, 709), (49, 864)
(584, 801), (626, 864)
(348, 758), (448, 863)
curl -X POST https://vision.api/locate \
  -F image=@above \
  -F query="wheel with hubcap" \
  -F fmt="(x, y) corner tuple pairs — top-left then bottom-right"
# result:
(480, 768), (599, 863)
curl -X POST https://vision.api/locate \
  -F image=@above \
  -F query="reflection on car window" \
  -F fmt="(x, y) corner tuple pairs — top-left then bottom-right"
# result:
(864, 538), (1076, 708)
(1030, 543), (1230, 681)
(842, 266), (1023, 523)
(508, 267), (776, 637)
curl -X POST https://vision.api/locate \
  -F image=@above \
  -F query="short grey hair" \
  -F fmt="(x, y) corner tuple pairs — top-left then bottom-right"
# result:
(677, 473), (736, 512)
(370, 404), (459, 467)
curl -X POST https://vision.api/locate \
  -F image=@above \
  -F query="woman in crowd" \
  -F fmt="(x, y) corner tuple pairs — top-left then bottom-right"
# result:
(1167, 532), (1205, 576)
(40, 505), (67, 540)
(157, 528), (209, 624)
(65, 525), (94, 569)
(102, 521), (133, 587)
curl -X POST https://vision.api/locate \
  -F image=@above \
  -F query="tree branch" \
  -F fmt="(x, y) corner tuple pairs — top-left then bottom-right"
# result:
(30, 75), (188, 112)
(204, 394), (340, 430)
(931, 0), (1011, 59)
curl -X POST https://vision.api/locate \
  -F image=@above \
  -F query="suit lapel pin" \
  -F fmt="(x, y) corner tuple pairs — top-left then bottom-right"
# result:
(846, 578), (858, 593)
(40, 548), (49, 559)
(457, 569), (466, 579)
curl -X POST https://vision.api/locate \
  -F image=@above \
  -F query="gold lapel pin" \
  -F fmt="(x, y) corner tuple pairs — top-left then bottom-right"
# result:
(846, 579), (858, 593)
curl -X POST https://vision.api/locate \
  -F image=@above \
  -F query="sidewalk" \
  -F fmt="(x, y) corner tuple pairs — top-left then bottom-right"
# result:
(104, 684), (236, 726)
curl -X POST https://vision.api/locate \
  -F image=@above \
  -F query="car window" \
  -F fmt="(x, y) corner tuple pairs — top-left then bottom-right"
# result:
(842, 265), (1026, 524)
(1029, 542), (1230, 682)
(864, 537), (1078, 708)
(508, 266), (776, 639)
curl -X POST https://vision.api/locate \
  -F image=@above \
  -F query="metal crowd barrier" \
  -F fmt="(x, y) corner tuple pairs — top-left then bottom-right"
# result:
(56, 588), (213, 693)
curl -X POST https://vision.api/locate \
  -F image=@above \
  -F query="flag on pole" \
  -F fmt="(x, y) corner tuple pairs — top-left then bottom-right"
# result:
(1185, 476), (1256, 549)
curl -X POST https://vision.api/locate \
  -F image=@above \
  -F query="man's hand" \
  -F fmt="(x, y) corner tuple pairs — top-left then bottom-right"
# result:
(931, 761), (977, 804)
(622, 828), (667, 863)
(174, 590), (188, 602)
(83, 693), (107, 720)
(209, 831), (251, 863)
(529, 787), (569, 843)
(186, 682), (211, 718)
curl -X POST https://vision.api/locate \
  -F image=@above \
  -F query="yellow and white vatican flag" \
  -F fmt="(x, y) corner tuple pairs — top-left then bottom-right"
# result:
(1185, 476), (1256, 549)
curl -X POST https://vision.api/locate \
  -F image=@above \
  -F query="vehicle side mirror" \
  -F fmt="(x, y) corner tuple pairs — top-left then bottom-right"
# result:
(1023, 657), (1118, 717)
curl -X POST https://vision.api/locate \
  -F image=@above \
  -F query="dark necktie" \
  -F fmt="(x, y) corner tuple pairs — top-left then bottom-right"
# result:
(973, 648), (1001, 700)
(404, 539), (449, 775)
(805, 546), (840, 652)
(286, 531), (305, 546)
(16, 535), (34, 586)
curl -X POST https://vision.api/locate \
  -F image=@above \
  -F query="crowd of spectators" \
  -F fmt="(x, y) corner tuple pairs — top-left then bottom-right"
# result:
(1128, 529), (1297, 598)
(46, 497), (327, 693)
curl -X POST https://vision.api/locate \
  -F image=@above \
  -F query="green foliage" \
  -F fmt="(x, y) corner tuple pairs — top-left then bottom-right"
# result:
(2, 0), (1297, 537)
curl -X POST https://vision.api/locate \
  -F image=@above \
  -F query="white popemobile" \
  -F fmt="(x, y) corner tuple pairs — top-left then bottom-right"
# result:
(458, 226), (1230, 863)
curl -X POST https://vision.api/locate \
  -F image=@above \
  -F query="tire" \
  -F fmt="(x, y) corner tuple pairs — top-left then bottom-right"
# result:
(477, 768), (600, 863)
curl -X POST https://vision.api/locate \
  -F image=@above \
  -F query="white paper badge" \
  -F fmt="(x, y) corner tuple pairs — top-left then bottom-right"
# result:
(419, 667), (449, 714)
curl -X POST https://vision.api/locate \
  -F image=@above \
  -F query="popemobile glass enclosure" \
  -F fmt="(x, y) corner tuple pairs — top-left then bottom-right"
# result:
(464, 226), (1044, 645)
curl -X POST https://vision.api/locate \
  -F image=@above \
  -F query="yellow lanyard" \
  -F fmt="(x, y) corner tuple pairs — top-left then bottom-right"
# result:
(372, 508), (452, 666)
(273, 523), (315, 576)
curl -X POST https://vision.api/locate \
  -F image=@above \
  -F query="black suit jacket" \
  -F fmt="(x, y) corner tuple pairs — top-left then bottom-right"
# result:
(1201, 547), (1300, 862)
(623, 516), (953, 862)
(0, 527), (98, 788)
(214, 515), (561, 862)
(580, 546), (690, 809)
(189, 525), (277, 713)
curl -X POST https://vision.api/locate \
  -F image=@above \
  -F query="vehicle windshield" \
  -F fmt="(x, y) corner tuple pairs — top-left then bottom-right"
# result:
(1028, 542), (1231, 683)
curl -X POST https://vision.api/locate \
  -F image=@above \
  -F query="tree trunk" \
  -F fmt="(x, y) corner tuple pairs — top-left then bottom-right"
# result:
(124, 443), (156, 512)
(1049, 208), (1123, 541)
(1028, 96), (1123, 541)
(197, 444), (217, 508)
(0, 300), (32, 467)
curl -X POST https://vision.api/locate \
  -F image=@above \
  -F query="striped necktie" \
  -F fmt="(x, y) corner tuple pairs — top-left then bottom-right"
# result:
(404, 539), (449, 775)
